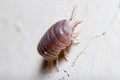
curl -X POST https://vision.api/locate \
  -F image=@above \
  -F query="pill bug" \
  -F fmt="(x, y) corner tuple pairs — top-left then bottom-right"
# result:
(37, 8), (81, 69)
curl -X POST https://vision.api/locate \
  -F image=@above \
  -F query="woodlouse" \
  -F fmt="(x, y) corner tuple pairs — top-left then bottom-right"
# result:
(37, 8), (81, 69)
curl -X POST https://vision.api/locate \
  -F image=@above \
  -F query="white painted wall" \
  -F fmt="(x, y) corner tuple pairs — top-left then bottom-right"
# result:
(0, 0), (120, 80)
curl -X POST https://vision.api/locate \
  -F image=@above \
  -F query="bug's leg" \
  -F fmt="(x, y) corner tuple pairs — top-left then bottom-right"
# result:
(70, 20), (81, 31)
(63, 50), (68, 61)
(72, 32), (80, 44)
(70, 20), (82, 44)
(72, 32), (80, 38)
(71, 38), (80, 44)
(56, 58), (59, 72)
(70, 21), (81, 44)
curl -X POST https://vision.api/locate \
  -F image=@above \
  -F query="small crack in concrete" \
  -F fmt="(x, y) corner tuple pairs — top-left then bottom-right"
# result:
(71, 32), (106, 67)
(58, 69), (69, 80)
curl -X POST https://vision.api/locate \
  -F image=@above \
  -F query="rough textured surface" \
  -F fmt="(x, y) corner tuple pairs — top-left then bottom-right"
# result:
(0, 0), (120, 80)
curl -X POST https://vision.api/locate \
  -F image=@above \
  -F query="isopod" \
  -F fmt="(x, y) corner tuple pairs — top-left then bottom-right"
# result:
(37, 8), (81, 69)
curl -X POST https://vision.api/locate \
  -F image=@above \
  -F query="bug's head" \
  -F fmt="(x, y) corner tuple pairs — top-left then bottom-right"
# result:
(62, 20), (71, 36)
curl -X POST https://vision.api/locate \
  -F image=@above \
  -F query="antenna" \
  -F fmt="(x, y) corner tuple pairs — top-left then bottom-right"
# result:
(69, 7), (76, 21)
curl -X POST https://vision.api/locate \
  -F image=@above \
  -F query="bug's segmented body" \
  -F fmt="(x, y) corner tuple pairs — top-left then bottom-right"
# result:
(37, 20), (72, 61)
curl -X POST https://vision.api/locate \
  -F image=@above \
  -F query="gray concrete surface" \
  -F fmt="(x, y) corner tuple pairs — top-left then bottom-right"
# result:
(0, 0), (120, 80)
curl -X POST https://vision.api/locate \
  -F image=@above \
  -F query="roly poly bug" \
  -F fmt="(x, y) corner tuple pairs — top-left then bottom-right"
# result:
(37, 8), (81, 70)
